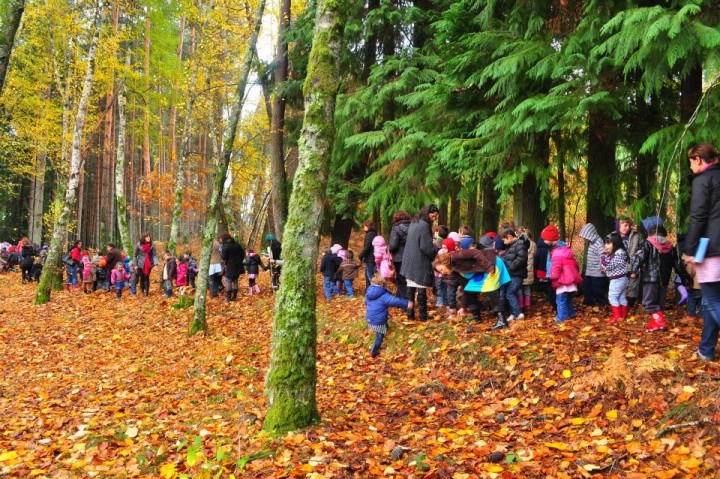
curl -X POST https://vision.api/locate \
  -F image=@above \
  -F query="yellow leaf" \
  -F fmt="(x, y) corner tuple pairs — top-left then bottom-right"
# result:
(30, 469), (46, 476)
(683, 385), (696, 394)
(485, 464), (504, 472)
(0, 451), (18, 462)
(605, 410), (618, 421)
(570, 417), (586, 425)
(545, 442), (569, 451)
(631, 419), (643, 428)
(583, 464), (602, 471)
(562, 369), (572, 378)
(681, 457), (702, 471)
(160, 463), (176, 479)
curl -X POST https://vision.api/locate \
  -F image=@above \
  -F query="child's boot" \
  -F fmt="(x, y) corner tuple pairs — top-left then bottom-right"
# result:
(248, 287), (254, 296)
(677, 285), (689, 305)
(64, 283), (70, 291)
(491, 311), (509, 330)
(525, 295), (531, 310)
(620, 304), (628, 319)
(645, 311), (668, 332)
(608, 306), (621, 324)
(471, 309), (482, 322)
(253, 284), (260, 295)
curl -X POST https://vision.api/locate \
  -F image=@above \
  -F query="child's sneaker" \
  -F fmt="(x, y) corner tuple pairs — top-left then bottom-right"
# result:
(555, 317), (566, 323)
(696, 349), (713, 361)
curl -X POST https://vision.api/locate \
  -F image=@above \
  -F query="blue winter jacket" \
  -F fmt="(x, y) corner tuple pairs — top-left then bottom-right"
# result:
(365, 285), (408, 325)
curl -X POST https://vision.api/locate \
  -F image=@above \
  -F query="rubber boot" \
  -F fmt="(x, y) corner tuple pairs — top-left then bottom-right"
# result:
(646, 311), (668, 332)
(525, 295), (531, 310)
(608, 306), (621, 324)
(491, 312), (509, 330)
(232, 288), (239, 301)
(677, 285), (689, 305)
(518, 295), (525, 310)
(620, 305), (628, 319)
(226, 289), (233, 302)
(418, 296), (429, 322)
(471, 309), (482, 322)
(253, 284), (260, 295)
(64, 283), (70, 291)
(248, 287), (254, 296)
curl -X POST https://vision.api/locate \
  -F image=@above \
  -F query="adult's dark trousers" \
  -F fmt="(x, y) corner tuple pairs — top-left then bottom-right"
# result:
(698, 281), (720, 360)
(583, 275), (608, 306)
(406, 286), (428, 320)
(138, 269), (152, 296)
(394, 262), (406, 299)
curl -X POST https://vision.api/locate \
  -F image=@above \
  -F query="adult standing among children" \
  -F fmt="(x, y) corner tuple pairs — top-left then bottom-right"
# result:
(220, 232), (246, 301)
(388, 210), (411, 299)
(616, 217), (643, 309)
(684, 143), (720, 361)
(400, 204), (440, 321)
(104, 243), (123, 292)
(358, 220), (378, 290)
(134, 233), (158, 297)
(19, 238), (36, 284)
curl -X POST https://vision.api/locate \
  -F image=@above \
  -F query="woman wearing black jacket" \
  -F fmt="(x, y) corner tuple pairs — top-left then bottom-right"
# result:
(685, 143), (720, 361)
(400, 205), (439, 321)
(220, 232), (246, 301)
(357, 220), (377, 289)
(388, 211), (411, 299)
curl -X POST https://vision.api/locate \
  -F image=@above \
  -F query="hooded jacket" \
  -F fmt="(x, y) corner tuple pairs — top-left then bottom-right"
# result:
(388, 220), (410, 263)
(244, 252), (266, 275)
(579, 223), (605, 277)
(548, 245), (583, 289)
(365, 285), (408, 325)
(631, 235), (678, 286)
(685, 162), (720, 259)
(503, 237), (529, 278)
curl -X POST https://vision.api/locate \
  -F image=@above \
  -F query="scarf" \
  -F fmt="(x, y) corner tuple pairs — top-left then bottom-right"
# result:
(142, 243), (153, 275)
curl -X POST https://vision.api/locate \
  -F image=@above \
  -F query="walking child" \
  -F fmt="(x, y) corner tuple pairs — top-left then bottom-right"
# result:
(128, 261), (138, 295)
(176, 255), (189, 296)
(111, 262), (129, 299)
(161, 251), (177, 298)
(244, 247), (267, 295)
(365, 275), (412, 357)
(320, 245), (342, 300)
(601, 232), (630, 323)
(336, 250), (361, 297)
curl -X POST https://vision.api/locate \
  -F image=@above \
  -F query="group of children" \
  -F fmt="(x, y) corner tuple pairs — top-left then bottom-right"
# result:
(356, 216), (700, 357)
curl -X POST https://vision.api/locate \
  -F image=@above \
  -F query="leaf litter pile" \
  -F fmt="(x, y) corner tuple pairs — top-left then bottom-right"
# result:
(2, 268), (720, 478)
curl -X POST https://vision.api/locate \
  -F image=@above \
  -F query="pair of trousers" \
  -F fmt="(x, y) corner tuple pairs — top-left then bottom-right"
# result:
(406, 286), (428, 319)
(364, 263), (376, 289)
(506, 277), (523, 316)
(641, 282), (666, 314)
(608, 276), (628, 307)
(435, 277), (446, 307)
(394, 262), (407, 300)
(344, 279), (355, 297)
(688, 289), (702, 317)
(323, 276), (339, 299)
(556, 292), (576, 321)
(698, 281), (720, 360)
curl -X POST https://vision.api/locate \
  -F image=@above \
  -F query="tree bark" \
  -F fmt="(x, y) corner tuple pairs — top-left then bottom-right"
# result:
(116, 54), (132, 256)
(677, 66), (702, 230)
(0, 0), (24, 97)
(189, 0), (266, 334)
(36, 8), (102, 304)
(28, 150), (46, 245)
(466, 179), (478, 236)
(263, 0), (345, 434)
(586, 110), (617, 234)
(269, 0), (291, 240)
(481, 176), (500, 234)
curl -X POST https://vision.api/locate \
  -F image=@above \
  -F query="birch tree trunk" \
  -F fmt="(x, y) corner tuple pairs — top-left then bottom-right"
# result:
(189, 0), (266, 334)
(36, 8), (102, 304)
(268, 0), (290, 240)
(28, 150), (46, 244)
(0, 0), (24, 97)
(263, 0), (345, 434)
(116, 54), (132, 256)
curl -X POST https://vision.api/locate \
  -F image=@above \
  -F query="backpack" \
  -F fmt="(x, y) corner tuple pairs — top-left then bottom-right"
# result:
(379, 252), (396, 280)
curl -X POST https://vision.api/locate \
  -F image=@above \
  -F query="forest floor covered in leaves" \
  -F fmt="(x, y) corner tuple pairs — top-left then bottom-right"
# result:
(2, 265), (720, 478)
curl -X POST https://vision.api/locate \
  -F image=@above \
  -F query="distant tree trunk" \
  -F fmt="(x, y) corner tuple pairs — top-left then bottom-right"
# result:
(0, 0), (24, 97)
(142, 4), (152, 230)
(116, 54), (132, 256)
(189, 0), (265, 334)
(515, 139), (549, 235)
(677, 66), (702, 230)
(263, 0), (345, 433)
(28, 150), (46, 244)
(269, 0), (291, 240)
(481, 176), (500, 234)
(465, 179), (478, 236)
(586, 110), (617, 234)
(36, 8), (101, 304)
(556, 137), (567, 241)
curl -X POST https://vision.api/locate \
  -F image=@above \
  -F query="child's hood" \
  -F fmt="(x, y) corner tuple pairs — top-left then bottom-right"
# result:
(365, 285), (388, 301)
(579, 223), (601, 243)
(552, 244), (575, 260)
(648, 235), (673, 253)
(372, 236), (386, 247)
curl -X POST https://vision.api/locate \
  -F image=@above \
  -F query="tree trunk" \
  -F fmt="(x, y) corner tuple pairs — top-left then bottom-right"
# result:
(586, 110), (617, 234)
(116, 54), (132, 256)
(263, 0), (345, 434)
(481, 176), (500, 234)
(449, 183), (460, 229)
(677, 66), (702, 230)
(142, 4), (151, 231)
(28, 150), (46, 244)
(556, 136), (567, 241)
(36, 8), (102, 304)
(269, 0), (291, 240)
(189, 0), (266, 334)
(0, 0), (24, 97)
(465, 179), (478, 236)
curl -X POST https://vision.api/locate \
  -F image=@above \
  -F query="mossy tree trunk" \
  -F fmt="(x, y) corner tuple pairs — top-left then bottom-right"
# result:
(263, 0), (346, 434)
(0, 0), (24, 97)
(116, 54), (133, 257)
(189, 0), (266, 334)
(36, 8), (102, 304)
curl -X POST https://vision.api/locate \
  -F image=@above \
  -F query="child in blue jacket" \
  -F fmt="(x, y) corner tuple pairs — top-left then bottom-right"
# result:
(365, 275), (412, 357)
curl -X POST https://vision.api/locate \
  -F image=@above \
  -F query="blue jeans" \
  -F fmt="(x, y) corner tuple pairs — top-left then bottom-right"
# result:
(434, 277), (446, 307)
(323, 276), (338, 299)
(608, 277), (628, 307)
(506, 276), (523, 316)
(365, 263), (375, 289)
(130, 283), (137, 295)
(371, 333), (384, 356)
(66, 263), (78, 286)
(556, 292), (576, 322)
(163, 279), (173, 297)
(698, 282), (720, 360)
(344, 279), (355, 297)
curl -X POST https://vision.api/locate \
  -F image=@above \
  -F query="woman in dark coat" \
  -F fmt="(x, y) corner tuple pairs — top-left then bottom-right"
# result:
(134, 233), (158, 296)
(685, 143), (720, 361)
(19, 239), (36, 283)
(357, 220), (378, 289)
(388, 210), (411, 299)
(220, 232), (246, 301)
(399, 205), (439, 320)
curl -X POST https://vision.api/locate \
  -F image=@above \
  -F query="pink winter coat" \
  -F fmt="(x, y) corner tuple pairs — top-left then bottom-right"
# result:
(372, 236), (387, 267)
(548, 245), (583, 289)
(176, 263), (188, 287)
